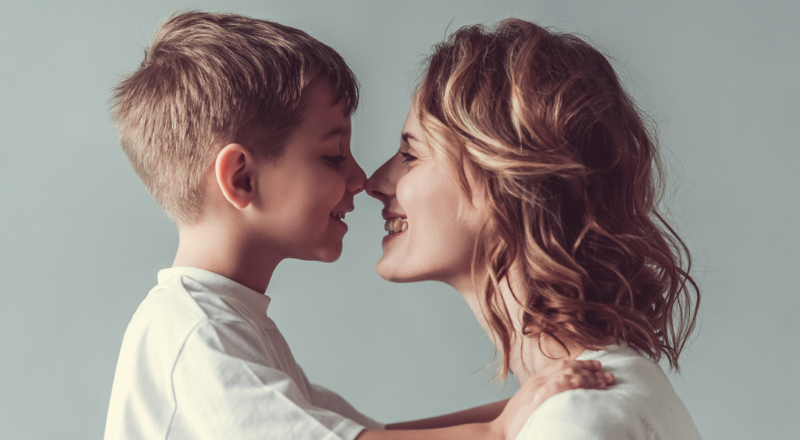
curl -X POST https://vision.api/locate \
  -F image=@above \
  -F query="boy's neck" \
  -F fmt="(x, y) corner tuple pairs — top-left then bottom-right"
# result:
(173, 220), (281, 294)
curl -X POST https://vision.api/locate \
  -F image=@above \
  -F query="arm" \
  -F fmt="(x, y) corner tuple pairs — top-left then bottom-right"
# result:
(385, 399), (508, 430)
(356, 359), (613, 440)
(358, 422), (501, 440)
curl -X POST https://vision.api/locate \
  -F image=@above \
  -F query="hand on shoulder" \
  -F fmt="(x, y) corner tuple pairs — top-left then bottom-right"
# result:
(494, 359), (614, 440)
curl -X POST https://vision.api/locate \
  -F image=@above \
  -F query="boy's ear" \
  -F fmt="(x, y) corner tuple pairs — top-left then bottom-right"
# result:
(214, 143), (257, 210)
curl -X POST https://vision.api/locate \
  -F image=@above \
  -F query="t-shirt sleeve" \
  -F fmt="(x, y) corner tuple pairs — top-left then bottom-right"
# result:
(170, 320), (368, 440)
(302, 373), (384, 431)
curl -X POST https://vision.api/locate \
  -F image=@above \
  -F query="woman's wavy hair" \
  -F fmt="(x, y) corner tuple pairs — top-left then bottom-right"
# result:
(416, 19), (699, 377)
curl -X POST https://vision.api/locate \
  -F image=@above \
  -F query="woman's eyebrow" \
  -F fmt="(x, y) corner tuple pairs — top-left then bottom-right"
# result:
(401, 132), (418, 144)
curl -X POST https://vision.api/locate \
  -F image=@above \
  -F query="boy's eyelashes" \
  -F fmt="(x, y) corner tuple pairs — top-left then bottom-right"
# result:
(323, 155), (347, 166)
(400, 152), (417, 164)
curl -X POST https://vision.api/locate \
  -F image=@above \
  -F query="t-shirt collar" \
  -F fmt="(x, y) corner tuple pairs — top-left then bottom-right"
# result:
(157, 266), (271, 314)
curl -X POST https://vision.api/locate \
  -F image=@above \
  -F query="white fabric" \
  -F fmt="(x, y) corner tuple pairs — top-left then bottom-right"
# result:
(105, 266), (381, 440)
(515, 344), (701, 440)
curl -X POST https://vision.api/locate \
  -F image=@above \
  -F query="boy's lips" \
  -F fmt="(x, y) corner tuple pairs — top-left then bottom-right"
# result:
(330, 208), (351, 233)
(330, 205), (354, 220)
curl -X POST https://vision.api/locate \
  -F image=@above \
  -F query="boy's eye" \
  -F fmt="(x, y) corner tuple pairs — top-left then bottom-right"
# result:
(400, 152), (417, 164)
(324, 155), (347, 166)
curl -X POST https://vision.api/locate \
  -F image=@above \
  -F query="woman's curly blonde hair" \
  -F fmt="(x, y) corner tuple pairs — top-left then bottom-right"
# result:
(416, 19), (699, 378)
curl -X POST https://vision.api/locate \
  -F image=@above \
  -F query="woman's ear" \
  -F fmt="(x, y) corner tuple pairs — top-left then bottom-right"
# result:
(214, 143), (256, 210)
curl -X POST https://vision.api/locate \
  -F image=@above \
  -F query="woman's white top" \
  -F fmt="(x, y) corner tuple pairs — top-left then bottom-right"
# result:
(515, 344), (701, 440)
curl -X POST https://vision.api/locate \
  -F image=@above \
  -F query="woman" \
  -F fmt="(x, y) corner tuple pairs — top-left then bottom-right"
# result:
(367, 19), (701, 439)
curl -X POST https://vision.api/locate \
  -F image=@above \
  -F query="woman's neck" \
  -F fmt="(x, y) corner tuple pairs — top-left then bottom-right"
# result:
(452, 265), (585, 386)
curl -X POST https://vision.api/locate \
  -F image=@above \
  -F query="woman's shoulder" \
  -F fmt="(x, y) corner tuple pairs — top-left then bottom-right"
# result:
(514, 345), (702, 440)
(515, 384), (649, 440)
(581, 345), (673, 392)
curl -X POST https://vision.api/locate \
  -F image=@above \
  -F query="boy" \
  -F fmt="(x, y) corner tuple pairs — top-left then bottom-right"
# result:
(105, 11), (610, 440)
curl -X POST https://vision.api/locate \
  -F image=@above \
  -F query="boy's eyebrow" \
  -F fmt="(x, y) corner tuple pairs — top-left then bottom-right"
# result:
(321, 126), (351, 140)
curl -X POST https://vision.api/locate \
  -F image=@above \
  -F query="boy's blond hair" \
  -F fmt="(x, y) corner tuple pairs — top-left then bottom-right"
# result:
(112, 11), (359, 223)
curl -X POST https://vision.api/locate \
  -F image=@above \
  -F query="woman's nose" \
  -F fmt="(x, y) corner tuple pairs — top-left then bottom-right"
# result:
(366, 157), (396, 201)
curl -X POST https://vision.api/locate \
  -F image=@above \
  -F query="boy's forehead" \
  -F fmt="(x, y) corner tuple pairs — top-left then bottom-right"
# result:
(297, 79), (351, 140)
(320, 125), (351, 141)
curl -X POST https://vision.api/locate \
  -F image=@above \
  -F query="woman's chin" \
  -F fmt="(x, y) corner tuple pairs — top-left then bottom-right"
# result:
(376, 257), (445, 285)
(376, 257), (415, 283)
(375, 257), (398, 282)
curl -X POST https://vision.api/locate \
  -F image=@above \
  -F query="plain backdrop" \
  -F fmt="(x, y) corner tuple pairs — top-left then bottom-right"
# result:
(1, 1), (798, 439)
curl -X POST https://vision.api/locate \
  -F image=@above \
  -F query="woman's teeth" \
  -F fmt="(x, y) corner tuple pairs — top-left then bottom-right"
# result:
(384, 218), (408, 234)
(330, 211), (345, 220)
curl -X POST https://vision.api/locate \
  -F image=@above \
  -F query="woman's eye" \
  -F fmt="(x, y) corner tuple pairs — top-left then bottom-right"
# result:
(400, 152), (417, 164)
(324, 155), (347, 166)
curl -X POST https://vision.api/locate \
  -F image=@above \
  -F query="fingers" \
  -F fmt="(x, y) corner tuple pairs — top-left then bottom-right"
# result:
(549, 369), (614, 396)
(506, 361), (616, 432)
(518, 358), (615, 411)
(569, 370), (615, 389)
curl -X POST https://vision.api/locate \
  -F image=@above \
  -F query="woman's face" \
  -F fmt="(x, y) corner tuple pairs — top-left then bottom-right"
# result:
(365, 101), (488, 288)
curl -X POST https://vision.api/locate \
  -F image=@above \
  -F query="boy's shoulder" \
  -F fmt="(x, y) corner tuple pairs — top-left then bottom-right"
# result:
(119, 267), (273, 369)
(106, 267), (377, 439)
(138, 267), (271, 332)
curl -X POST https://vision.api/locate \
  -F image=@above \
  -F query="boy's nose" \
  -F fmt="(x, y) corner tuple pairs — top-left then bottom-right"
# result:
(347, 160), (367, 195)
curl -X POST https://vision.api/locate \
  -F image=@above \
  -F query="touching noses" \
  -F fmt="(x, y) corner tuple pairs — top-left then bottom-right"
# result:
(366, 158), (397, 202)
(346, 158), (367, 195)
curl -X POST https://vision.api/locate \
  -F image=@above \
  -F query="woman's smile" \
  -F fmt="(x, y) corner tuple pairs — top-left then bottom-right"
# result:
(366, 100), (487, 286)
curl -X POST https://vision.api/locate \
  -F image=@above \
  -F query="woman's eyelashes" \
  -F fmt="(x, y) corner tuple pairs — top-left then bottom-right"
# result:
(324, 155), (347, 167)
(400, 152), (417, 164)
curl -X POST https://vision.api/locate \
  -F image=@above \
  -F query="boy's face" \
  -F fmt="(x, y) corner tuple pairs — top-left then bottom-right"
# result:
(252, 80), (365, 262)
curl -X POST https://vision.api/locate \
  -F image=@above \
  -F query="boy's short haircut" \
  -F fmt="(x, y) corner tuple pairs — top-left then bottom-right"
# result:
(112, 11), (359, 224)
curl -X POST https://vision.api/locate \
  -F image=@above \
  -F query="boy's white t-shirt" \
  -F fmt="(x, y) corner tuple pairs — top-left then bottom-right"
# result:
(105, 266), (382, 440)
(515, 344), (702, 440)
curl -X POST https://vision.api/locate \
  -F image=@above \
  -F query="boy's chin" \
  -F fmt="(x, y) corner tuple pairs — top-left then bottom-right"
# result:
(305, 243), (343, 263)
(318, 254), (341, 263)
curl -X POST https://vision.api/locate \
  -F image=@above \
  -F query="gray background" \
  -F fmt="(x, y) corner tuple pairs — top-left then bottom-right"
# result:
(1, 0), (797, 439)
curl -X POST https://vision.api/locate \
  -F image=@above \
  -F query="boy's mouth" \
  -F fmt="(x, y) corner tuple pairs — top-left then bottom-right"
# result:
(384, 218), (408, 234)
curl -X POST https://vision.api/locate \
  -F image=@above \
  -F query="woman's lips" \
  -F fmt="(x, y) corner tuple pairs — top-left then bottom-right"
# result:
(382, 209), (408, 246)
(382, 208), (408, 235)
(384, 218), (408, 234)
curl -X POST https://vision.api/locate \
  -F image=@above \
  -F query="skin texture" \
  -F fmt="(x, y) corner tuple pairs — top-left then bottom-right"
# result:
(366, 101), (595, 386)
(245, 80), (365, 264)
(367, 101), (488, 292)
(172, 79), (366, 293)
(173, 85), (612, 440)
